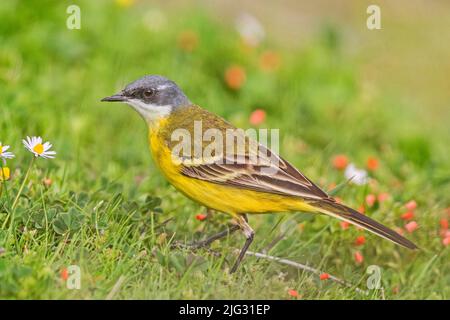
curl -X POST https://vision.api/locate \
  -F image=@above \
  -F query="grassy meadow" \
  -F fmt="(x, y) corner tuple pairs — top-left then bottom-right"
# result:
(0, 0), (449, 299)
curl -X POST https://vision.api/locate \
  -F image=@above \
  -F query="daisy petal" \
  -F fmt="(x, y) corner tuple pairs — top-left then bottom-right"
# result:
(22, 136), (56, 159)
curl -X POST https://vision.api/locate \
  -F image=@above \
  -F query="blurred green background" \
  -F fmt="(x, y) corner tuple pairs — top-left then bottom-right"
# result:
(0, 0), (449, 299)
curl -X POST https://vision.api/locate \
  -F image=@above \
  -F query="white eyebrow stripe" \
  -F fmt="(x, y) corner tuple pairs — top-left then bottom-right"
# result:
(157, 84), (171, 90)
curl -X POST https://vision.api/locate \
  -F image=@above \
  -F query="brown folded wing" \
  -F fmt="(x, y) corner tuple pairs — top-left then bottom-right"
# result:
(164, 105), (331, 201)
(179, 144), (330, 201)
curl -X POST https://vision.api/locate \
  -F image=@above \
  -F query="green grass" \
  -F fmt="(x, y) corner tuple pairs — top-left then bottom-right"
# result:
(0, 0), (449, 299)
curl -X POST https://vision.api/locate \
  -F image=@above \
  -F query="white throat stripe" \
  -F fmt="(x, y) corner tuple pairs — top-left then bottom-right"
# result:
(126, 99), (172, 122)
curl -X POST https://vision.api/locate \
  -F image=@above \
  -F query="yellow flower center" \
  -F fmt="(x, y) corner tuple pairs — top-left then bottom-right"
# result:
(0, 167), (10, 181)
(33, 143), (44, 155)
(116, 0), (135, 8)
(0, 144), (3, 153)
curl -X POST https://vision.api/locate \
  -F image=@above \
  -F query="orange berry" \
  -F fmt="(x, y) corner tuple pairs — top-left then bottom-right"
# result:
(440, 218), (448, 230)
(320, 273), (330, 280)
(404, 221), (418, 233)
(224, 65), (246, 90)
(365, 194), (376, 207)
(443, 237), (450, 246)
(354, 251), (364, 264)
(355, 235), (366, 246)
(195, 214), (207, 221)
(288, 289), (299, 297)
(249, 109), (266, 126)
(377, 192), (390, 202)
(259, 50), (281, 72)
(60, 268), (69, 281)
(340, 221), (350, 230)
(440, 229), (450, 238)
(332, 154), (348, 170)
(43, 178), (53, 187)
(401, 211), (415, 221)
(405, 200), (417, 211)
(366, 157), (379, 171)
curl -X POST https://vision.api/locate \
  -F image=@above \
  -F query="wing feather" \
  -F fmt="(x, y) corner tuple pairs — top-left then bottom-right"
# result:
(179, 148), (329, 200)
(165, 105), (330, 201)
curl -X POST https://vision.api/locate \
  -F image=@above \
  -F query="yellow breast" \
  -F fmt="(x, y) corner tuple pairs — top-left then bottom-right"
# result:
(148, 119), (315, 216)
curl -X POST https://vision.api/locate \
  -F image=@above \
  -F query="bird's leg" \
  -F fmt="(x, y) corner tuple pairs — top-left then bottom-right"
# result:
(205, 208), (214, 218)
(230, 214), (255, 274)
(189, 224), (240, 249)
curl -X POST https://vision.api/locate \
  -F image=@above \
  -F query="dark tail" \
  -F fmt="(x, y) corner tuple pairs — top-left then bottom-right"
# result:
(312, 199), (418, 250)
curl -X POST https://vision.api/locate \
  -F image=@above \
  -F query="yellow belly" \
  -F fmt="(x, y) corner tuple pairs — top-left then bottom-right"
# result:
(148, 126), (316, 216)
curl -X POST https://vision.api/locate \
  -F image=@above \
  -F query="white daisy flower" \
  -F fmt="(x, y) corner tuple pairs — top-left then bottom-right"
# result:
(235, 13), (265, 47)
(0, 142), (15, 160)
(22, 136), (56, 159)
(344, 163), (368, 186)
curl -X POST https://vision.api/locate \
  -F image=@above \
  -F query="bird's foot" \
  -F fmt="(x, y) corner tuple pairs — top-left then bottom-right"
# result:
(171, 239), (209, 250)
(229, 215), (255, 274)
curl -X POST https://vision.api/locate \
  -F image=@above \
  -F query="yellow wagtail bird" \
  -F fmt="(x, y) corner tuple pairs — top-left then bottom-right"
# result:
(102, 75), (417, 273)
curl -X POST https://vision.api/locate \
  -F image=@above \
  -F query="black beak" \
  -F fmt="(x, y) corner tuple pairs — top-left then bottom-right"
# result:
(101, 92), (127, 102)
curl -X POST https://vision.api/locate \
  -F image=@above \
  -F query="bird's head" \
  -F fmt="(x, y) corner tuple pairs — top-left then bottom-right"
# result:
(101, 75), (190, 122)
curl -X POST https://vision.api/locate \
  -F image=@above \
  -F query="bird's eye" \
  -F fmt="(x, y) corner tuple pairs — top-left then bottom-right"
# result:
(143, 89), (155, 99)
